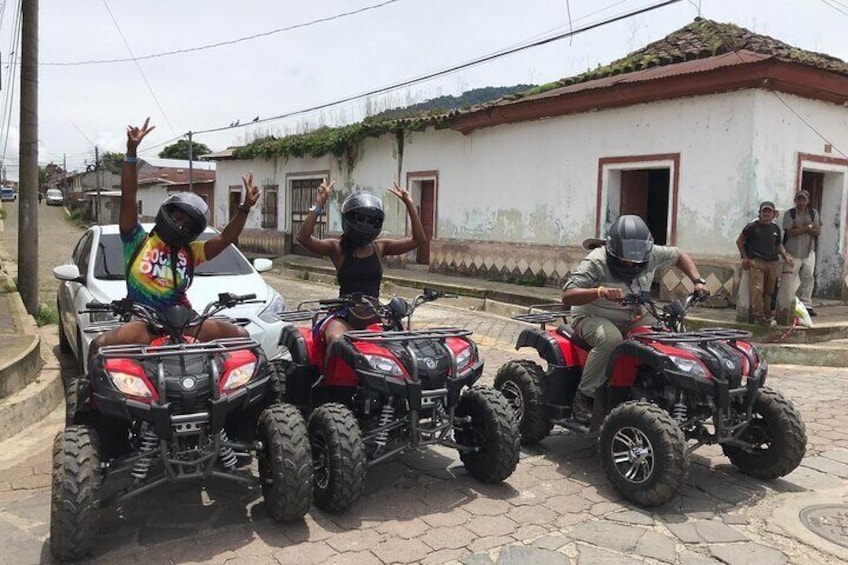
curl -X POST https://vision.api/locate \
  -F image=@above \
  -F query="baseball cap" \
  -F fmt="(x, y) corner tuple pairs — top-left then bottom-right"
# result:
(759, 201), (776, 211)
(794, 189), (810, 201)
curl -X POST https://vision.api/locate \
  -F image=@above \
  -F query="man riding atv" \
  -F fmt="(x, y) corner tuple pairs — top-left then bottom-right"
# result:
(562, 215), (708, 422)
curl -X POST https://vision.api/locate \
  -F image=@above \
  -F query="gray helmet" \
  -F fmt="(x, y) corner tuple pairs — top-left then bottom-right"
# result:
(154, 192), (209, 247)
(606, 215), (653, 280)
(341, 191), (384, 246)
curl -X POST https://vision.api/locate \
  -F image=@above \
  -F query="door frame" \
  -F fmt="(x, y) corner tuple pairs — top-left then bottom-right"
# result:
(596, 153), (680, 243)
(796, 152), (848, 298)
(406, 170), (438, 264)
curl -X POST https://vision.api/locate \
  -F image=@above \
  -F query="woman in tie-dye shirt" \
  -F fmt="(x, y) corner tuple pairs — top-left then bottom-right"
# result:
(89, 118), (261, 362)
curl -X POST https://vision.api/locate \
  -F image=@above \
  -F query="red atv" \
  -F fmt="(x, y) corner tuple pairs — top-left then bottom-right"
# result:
(278, 289), (520, 513)
(52, 294), (313, 561)
(495, 292), (806, 507)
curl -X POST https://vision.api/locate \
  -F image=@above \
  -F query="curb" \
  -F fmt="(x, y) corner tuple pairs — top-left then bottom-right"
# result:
(0, 291), (42, 400)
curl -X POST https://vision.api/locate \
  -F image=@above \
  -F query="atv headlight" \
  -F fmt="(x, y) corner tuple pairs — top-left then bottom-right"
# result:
(670, 357), (709, 378)
(258, 292), (286, 323)
(455, 346), (473, 371)
(364, 354), (405, 377)
(105, 359), (158, 401)
(220, 350), (258, 392)
(90, 310), (117, 323)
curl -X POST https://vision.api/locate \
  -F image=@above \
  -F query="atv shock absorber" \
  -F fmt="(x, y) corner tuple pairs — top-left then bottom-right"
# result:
(131, 423), (158, 480)
(374, 404), (396, 449)
(218, 430), (238, 469)
(672, 391), (688, 424)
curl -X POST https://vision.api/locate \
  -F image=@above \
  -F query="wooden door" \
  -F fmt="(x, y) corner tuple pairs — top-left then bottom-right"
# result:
(417, 180), (435, 264)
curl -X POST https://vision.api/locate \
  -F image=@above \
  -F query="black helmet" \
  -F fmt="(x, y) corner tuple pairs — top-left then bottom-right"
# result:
(154, 192), (209, 247)
(606, 215), (654, 279)
(341, 191), (384, 246)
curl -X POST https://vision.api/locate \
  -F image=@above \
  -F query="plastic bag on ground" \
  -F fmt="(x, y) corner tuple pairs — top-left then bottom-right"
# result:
(794, 298), (814, 328)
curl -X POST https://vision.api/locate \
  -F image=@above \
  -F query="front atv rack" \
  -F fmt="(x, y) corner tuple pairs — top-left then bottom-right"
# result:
(631, 327), (752, 343)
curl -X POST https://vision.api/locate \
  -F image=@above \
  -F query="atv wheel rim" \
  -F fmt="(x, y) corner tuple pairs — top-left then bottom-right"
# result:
(610, 426), (655, 484)
(312, 433), (331, 490)
(500, 380), (525, 422)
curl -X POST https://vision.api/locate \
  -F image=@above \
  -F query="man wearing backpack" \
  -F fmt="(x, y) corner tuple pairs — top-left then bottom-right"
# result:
(782, 189), (822, 316)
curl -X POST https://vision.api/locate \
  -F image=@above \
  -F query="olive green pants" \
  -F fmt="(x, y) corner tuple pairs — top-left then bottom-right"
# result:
(573, 315), (655, 398)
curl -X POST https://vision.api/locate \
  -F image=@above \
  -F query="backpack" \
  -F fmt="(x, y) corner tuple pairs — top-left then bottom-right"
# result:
(782, 208), (818, 246)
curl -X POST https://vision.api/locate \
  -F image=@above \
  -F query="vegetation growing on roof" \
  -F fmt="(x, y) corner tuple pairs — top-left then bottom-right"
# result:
(233, 85), (534, 163)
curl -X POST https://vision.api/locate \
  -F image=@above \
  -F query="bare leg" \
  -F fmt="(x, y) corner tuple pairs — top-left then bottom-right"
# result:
(88, 320), (154, 365)
(193, 319), (249, 342)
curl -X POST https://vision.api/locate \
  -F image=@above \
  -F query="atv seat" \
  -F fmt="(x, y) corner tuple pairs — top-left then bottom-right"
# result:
(557, 324), (593, 352)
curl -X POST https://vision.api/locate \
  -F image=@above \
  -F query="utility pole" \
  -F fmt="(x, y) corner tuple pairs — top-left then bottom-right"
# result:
(187, 131), (193, 192)
(63, 153), (67, 196)
(18, 0), (38, 315)
(94, 145), (100, 224)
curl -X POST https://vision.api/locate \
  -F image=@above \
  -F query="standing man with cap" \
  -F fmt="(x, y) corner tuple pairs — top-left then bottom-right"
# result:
(782, 189), (821, 316)
(736, 201), (794, 326)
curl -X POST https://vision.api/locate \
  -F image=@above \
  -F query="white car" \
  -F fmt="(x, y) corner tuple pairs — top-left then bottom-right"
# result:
(46, 188), (64, 206)
(54, 223), (287, 373)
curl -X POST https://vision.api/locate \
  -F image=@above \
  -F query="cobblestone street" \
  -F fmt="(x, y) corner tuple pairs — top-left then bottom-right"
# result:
(0, 271), (846, 564)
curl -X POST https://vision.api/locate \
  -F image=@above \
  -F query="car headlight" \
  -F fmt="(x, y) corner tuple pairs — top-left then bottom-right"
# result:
(258, 292), (286, 323)
(364, 354), (406, 377)
(670, 357), (709, 378)
(90, 310), (117, 323)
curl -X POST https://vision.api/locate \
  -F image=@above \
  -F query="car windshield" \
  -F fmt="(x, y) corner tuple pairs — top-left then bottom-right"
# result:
(93, 232), (254, 280)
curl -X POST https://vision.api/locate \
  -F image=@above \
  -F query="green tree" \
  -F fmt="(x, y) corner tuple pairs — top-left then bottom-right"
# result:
(38, 162), (66, 187)
(99, 151), (125, 174)
(158, 139), (213, 161)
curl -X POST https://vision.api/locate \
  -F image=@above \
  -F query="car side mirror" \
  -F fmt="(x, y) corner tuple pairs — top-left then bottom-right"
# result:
(253, 258), (273, 273)
(53, 264), (84, 283)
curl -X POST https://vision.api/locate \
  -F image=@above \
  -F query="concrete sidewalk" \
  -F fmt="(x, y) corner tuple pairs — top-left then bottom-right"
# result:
(276, 254), (848, 367)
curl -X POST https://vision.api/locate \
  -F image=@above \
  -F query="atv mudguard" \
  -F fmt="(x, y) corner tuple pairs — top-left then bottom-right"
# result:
(279, 324), (321, 406)
(515, 328), (586, 367)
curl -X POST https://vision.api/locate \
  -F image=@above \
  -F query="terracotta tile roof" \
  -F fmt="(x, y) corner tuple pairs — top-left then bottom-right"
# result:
(138, 169), (216, 185)
(466, 18), (848, 110)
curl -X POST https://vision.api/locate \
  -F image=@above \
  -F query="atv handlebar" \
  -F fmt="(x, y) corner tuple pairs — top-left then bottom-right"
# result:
(81, 292), (257, 323)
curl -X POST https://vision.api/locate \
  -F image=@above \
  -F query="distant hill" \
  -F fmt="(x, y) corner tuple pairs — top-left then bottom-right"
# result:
(369, 84), (536, 121)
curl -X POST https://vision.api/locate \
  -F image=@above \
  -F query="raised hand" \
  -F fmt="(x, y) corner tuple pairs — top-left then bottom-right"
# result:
(316, 178), (334, 207)
(241, 171), (261, 208)
(126, 117), (155, 152)
(388, 181), (413, 204)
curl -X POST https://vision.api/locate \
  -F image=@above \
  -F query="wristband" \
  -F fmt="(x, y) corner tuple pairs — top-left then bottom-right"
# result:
(237, 205), (251, 214)
(124, 156), (138, 164)
(597, 286), (604, 299)
(309, 205), (324, 215)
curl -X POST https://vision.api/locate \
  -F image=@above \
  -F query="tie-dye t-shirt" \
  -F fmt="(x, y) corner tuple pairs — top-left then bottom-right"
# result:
(122, 223), (207, 310)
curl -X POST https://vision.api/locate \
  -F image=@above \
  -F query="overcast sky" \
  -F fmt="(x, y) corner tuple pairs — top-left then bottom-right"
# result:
(0, 0), (846, 180)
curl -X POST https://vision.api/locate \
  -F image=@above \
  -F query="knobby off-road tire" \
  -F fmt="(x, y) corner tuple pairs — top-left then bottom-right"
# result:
(258, 403), (313, 522)
(57, 301), (72, 354)
(599, 401), (688, 507)
(308, 403), (366, 514)
(721, 387), (807, 479)
(494, 359), (553, 446)
(64, 377), (81, 427)
(454, 386), (521, 483)
(50, 426), (102, 562)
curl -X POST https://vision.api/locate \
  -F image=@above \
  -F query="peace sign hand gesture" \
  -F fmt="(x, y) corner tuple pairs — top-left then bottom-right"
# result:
(240, 171), (261, 209)
(388, 181), (413, 205)
(126, 117), (155, 152)
(316, 178), (334, 207)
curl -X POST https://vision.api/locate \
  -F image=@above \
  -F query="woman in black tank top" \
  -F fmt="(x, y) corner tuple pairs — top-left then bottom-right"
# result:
(297, 179), (426, 340)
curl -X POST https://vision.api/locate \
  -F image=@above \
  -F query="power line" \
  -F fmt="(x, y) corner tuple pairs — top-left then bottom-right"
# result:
(191, 0), (685, 136)
(101, 0), (176, 136)
(0, 0), (22, 164)
(39, 0), (406, 67)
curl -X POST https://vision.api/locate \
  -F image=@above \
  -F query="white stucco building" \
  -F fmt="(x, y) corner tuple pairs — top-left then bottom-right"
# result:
(209, 19), (848, 299)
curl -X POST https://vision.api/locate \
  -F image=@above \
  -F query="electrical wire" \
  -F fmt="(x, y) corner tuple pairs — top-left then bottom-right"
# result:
(0, 0), (22, 164)
(101, 0), (176, 136)
(191, 0), (685, 136)
(40, 0), (406, 67)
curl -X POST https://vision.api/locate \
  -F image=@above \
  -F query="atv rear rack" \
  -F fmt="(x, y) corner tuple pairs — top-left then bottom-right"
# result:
(631, 328), (752, 343)
(513, 304), (571, 328)
(97, 336), (259, 359)
(344, 326), (473, 342)
(278, 309), (323, 323)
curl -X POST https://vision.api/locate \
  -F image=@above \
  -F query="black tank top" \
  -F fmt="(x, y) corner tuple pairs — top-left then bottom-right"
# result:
(337, 245), (383, 298)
